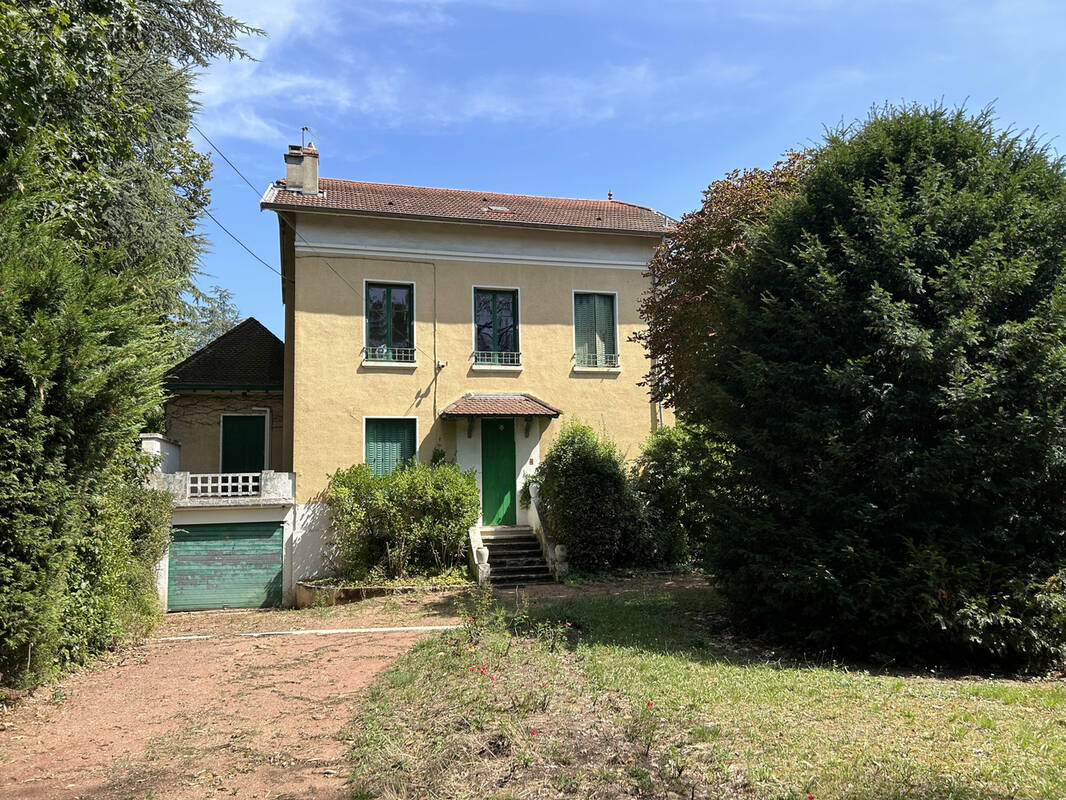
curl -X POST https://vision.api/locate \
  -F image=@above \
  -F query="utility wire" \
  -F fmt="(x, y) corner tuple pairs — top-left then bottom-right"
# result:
(192, 123), (263, 197)
(192, 125), (439, 362)
(26, 6), (432, 361)
(10, 1), (287, 286)
(202, 207), (284, 278)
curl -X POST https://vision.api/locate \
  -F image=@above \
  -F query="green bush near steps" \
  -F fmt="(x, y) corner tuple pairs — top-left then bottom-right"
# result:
(325, 460), (480, 582)
(523, 420), (650, 571)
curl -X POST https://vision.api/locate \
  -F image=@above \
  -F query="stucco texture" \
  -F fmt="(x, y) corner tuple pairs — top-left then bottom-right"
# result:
(288, 225), (671, 503)
(165, 391), (285, 473)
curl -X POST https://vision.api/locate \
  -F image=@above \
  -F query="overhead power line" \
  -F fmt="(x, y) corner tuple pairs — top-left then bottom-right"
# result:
(202, 208), (283, 278)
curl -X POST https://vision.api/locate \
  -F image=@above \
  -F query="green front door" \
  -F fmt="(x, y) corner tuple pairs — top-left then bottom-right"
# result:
(481, 418), (517, 525)
(168, 522), (283, 611)
(221, 415), (266, 472)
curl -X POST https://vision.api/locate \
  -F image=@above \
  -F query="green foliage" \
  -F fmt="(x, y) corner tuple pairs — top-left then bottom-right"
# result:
(637, 150), (809, 410)
(0, 188), (174, 685)
(0, 1), (249, 688)
(0, 2), (257, 309)
(529, 420), (647, 571)
(326, 461), (480, 581)
(630, 422), (734, 567)
(59, 461), (173, 667)
(174, 285), (242, 359)
(662, 104), (1066, 671)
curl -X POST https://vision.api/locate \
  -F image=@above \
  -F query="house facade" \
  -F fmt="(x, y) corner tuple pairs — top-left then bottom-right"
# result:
(152, 144), (672, 610)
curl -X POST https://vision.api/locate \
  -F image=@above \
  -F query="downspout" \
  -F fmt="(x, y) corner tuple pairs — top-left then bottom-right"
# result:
(433, 260), (438, 419)
(649, 251), (665, 428)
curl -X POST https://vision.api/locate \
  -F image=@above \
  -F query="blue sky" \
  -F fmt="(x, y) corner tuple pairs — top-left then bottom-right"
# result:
(194, 0), (1066, 337)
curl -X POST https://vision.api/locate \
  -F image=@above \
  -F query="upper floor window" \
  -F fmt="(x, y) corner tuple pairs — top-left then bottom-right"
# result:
(365, 282), (414, 362)
(474, 288), (520, 366)
(573, 292), (619, 368)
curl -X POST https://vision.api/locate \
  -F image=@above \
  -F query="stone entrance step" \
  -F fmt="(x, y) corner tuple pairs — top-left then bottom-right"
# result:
(480, 525), (554, 586)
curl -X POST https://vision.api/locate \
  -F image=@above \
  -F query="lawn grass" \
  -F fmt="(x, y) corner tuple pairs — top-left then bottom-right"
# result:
(347, 584), (1066, 799)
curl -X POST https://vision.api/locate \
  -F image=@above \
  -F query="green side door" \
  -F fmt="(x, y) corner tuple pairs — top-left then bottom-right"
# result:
(221, 415), (266, 473)
(168, 522), (282, 611)
(481, 418), (517, 525)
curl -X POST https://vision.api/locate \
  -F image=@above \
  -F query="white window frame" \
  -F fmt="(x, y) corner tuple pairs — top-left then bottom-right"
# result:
(218, 412), (270, 473)
(362, 277), (418, 369)
(571, 289), (621, 372)
(471, 284), (523, 372)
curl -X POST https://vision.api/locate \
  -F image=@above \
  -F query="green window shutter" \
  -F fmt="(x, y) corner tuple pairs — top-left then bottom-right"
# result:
(575, 293), (615, 366)
(365, 419), (417, 475)
(365, 427), (382, 475)
(595, 293), (616, 360)
(574, 293), (596, 365)
(220, 415), (266, 472)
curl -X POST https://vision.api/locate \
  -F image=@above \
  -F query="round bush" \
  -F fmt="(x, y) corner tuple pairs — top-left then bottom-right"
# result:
(530, 421), (646, 571)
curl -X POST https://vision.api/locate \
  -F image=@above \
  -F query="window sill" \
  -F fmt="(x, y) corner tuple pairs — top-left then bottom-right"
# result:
(361, 360), (418, 371)
(572, 365), (622, 373)
(471, 363), (523, 372)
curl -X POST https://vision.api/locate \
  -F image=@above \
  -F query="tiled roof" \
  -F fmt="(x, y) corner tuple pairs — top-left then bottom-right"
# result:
(261, 178), (674, 235)
(167, 318), (284, 389)
(440, 393), (562, 418)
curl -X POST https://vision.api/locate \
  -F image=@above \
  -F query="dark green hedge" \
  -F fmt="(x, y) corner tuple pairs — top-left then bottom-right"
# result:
(0, 193), (172, 687)
(686, 105), (1066, 671)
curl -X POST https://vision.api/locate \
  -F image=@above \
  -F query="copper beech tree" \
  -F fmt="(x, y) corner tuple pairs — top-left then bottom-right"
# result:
(636, 150), (809, 414)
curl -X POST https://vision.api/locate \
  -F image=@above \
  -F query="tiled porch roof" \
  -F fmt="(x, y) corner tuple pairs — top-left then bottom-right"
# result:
(440, 393), (562, 418)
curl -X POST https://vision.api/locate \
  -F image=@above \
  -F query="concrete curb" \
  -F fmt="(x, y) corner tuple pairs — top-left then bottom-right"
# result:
(153, 624), (459, 643)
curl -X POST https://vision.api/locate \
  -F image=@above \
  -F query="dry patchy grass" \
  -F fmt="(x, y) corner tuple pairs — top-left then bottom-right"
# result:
(348, 585), (1066, 799)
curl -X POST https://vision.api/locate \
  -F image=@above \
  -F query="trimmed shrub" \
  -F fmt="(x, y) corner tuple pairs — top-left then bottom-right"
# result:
(630, 423), (734, 567)
(527, 420), (646, 571)
(325, 461), (480, 581)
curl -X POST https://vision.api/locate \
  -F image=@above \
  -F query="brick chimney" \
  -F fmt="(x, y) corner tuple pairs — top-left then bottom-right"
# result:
(283, 142), (319, 195)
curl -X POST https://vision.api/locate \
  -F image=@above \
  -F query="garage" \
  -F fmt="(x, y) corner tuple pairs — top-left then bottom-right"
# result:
(167, 522), (283, 611)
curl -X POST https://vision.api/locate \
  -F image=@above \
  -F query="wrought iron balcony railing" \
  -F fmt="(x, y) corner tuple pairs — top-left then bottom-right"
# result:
(363, 345), (416, 363)
(473, 350), (522, 366)
(574, 352), (620, 368)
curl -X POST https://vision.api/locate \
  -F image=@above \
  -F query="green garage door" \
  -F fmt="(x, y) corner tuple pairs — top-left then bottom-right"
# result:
(168, 522), (283, 611)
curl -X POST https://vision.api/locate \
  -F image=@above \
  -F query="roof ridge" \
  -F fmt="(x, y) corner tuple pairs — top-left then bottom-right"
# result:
(318, 176), (622, 206)
(168, 317), (283, 388)
(170, 316), (257, 373)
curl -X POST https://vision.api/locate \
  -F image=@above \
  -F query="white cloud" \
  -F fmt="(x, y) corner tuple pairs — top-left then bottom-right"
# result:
(197, 1), (762, 143)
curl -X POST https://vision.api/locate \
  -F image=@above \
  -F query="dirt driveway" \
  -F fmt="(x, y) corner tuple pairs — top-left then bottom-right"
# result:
(0, 592), (464, 800)
(0, 575), (705, 800)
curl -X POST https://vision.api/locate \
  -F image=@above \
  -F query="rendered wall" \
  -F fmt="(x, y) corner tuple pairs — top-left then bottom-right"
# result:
(165, 391), (284, 473)
(286, 214), (671, 503)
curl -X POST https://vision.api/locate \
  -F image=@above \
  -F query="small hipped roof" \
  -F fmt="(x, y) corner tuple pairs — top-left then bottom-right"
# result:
(167, 317), (283, 390)
(440, 393), (562, 418)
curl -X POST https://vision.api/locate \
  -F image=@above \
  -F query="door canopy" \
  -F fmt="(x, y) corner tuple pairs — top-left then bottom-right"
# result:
(440, 393), (562, 419)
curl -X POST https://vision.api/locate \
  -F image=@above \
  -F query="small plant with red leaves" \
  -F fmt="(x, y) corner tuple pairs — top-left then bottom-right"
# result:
(625, 699), (662, 757)
(453, 584), (503, 645)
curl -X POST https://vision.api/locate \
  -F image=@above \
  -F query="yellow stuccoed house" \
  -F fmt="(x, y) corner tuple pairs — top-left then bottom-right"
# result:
(150, 143), (674, 610)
